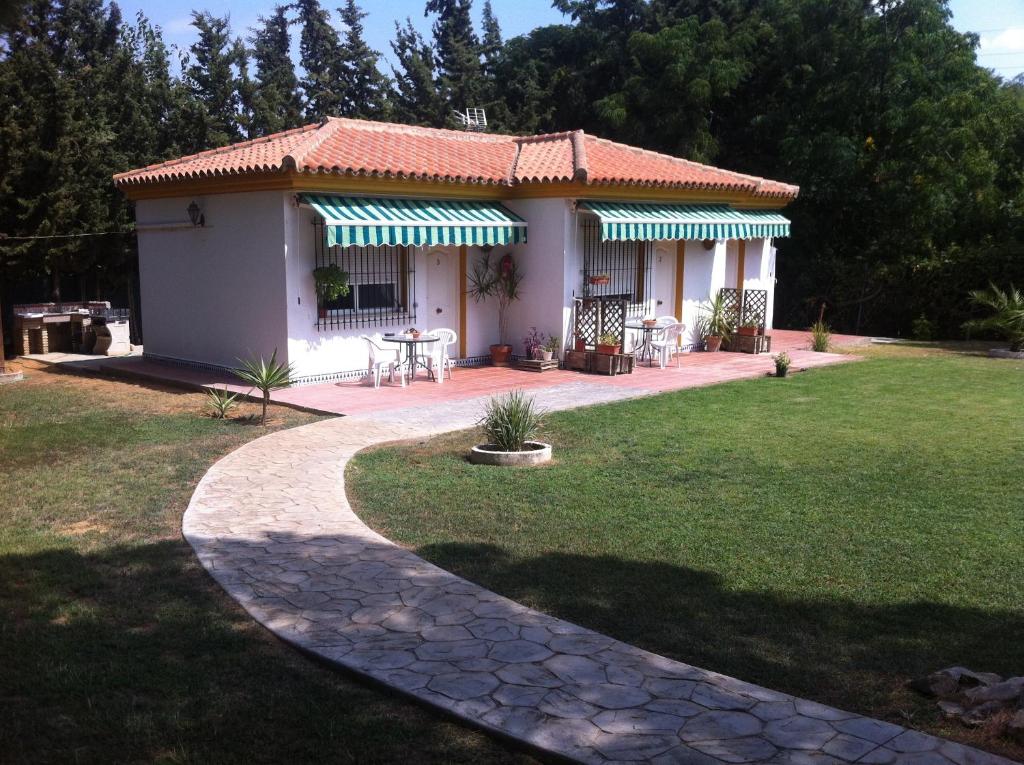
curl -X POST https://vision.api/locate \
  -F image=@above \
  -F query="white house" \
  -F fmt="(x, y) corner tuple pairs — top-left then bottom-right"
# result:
(114, 117), (797, 383)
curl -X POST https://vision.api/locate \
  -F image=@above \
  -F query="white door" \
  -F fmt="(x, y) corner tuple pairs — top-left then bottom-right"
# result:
(425, 248), (457, 333)
(653, 245), (676, 318)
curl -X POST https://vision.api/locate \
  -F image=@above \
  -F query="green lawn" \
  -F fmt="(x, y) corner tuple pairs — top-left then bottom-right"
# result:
(0, 363), (531, 764)
(348, 345), (1024, 759)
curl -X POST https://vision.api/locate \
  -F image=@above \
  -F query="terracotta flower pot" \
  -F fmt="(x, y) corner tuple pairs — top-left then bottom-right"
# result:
(318, 307), (327, 319)
(705, 336), (723, 352)
(596, 343), (621, 355)
(738, 326), (758, 337)
(589, 276), (610, 286)
(490, 344), (512, 366)
(575, 339), (586, 352)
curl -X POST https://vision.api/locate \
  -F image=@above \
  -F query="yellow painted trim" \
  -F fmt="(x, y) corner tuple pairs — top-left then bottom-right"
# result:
(459, 245), (468, 358)
(119, 170), (795, 209)
(736, 240), (746, 291)
(119, 172), (510, 201)
(674, 241), (685, 329)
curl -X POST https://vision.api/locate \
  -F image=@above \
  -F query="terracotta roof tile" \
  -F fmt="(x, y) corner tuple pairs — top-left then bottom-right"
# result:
(114, 117), (799, 200)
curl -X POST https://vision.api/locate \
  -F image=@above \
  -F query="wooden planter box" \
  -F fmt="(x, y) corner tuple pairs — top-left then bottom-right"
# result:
(564, 350), (634, 375)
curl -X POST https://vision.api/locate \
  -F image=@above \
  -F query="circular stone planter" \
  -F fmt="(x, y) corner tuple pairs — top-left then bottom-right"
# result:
(988, 348), (1024, 359)
(469, 441), (552, 466)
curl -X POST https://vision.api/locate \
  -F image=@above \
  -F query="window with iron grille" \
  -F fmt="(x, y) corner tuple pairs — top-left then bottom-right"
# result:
(580, 218), (652, 311)
(313, 218), (417, 330)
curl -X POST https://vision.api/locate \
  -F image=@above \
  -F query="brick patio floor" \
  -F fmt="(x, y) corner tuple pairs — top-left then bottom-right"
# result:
(85, 329), (868, 416)
(181, 344), (1017, 765)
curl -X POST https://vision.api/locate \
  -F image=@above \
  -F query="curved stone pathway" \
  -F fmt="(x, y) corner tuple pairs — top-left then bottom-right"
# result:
(183, 383), (1018, 765)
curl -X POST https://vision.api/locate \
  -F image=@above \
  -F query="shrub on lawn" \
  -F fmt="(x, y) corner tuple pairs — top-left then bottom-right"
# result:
(206, 386), (240, 419)
(774, 351), (791, 377)
(479, 389), (543, 452)
(962, 283), (1024, 352)
(235, 349), (294, 425)
(810, 320), (831, 352)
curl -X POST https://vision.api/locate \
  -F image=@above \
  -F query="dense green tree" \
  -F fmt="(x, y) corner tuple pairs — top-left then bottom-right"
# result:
(295, 0), (346, 120)
(337, 0), (390, 119)
(390, 18), (445, 126)
(183, 12), (243, 148)
(249, 6), (303, 135)
(425, 0), (484, 118)
(479, 0), (501, 77)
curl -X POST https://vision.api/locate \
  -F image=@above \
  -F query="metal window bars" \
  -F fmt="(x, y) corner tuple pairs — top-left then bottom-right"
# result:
(313, 218), (417, 331)
(580, 218), (652, 311)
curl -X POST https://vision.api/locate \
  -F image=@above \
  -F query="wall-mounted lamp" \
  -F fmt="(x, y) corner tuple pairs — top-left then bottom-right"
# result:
(187, 201), (205, 227)
(702, 238), (715, 251)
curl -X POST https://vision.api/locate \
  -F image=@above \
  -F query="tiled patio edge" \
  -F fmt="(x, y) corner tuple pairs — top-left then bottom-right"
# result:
(182, 382), (1018, 765)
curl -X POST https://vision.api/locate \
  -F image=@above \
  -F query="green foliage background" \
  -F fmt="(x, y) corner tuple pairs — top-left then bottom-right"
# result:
(2, 0), (1023, 337)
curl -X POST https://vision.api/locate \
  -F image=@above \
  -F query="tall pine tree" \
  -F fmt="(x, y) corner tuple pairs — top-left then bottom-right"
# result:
(249, 6), (303, 135)
(424, 0), (484, 118)
(183, 12), (243, 148)
(337, 0), (389, 119)
(295, 0), (345, 121)
(390, 18), (445, 126)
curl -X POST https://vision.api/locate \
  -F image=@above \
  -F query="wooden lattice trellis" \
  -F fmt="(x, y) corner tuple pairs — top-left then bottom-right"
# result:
(573, 297), (627, 348)
(718, 287), (768, 330)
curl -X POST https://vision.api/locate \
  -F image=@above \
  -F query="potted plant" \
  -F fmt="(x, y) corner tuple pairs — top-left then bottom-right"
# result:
(313, 264), (350, 319)
(737, 318), (760, 337)
(468, 252), (524, 366)
(596, 331), (621, 355)
(574, 335), (587, 352)
(540, 335), (560, 361)
(523, 327), (546, 360)
(405, 327), (421, 339)
(469, 390), (551, 466)
(589, 273), (611, 286)
(773, 351), (791, 377)
(642, 317), (658, 328)
(699, 294), (731, 352)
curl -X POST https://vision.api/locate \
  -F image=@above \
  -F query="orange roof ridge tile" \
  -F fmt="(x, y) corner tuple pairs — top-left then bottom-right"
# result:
(284, 119), (343, 172)
(570, 130), (589, 183)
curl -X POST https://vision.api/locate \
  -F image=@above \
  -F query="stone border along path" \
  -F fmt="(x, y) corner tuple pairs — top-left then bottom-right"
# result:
(183, 377), (1018, 765)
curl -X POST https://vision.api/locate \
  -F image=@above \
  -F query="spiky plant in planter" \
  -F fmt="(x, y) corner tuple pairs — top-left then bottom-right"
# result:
(467, 252), (524, 366)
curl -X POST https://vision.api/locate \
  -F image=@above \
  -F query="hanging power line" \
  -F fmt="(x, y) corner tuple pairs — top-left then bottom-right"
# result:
(0, 230), (130, 242)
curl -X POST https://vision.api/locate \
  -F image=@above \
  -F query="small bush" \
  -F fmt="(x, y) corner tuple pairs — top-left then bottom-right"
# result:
(479, 390), (544, 452)
(911, 314), (935, 341)
(234, 349), (294, 426)
(206, 386), (240, 419)
(810, 320), (831, 352)
(774, 351), (791, 377)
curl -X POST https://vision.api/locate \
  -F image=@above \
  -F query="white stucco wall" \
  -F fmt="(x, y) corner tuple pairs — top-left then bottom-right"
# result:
(502, 198), (574, 356)
(136, 190), (782, 378)
(135, 191), (290, 369)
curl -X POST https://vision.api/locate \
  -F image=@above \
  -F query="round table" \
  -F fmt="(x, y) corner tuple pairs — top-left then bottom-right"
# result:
(625, 322), (660, 366)
(381, 335), (439, 383)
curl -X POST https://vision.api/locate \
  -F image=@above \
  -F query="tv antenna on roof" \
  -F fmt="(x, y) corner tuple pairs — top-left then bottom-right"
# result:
(453, 107), (487, 132)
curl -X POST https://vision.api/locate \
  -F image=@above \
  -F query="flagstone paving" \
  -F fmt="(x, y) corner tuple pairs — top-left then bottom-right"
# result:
(182, 376), (1018, 765)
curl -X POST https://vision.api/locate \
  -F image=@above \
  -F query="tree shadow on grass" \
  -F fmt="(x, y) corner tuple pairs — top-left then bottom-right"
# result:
(0, 539), (531, 765)
(413, 541), (1023, 758)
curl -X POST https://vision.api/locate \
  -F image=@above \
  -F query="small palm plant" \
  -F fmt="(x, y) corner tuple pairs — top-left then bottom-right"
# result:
(234, 349), (294, 426)
(810, 320), (831, 352)
(206, 385), (240, 419)
(962, 283), (1024, 352)
(479, 390), (544, 452)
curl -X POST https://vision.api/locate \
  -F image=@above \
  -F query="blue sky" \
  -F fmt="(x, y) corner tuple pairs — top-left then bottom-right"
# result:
(119, 0), (1024, 80)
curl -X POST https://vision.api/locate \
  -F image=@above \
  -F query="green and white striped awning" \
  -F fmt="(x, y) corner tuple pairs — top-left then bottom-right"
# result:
(302, 194), (527, 248)
(578, 201), (790, 241)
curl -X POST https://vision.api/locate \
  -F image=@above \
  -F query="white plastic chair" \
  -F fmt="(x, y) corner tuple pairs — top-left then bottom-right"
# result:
(417, 328), (457, 383)
(362, 335), (405, 388)
(650, 322), (685, 369)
